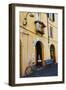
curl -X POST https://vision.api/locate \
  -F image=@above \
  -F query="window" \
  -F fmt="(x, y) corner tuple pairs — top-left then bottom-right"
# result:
(47, 13), (55, 22)
(50, 26), (53, 38)
(53, 13), (55, 21)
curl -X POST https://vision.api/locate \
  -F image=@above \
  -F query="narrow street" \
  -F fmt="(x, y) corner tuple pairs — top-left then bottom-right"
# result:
(25, 63), (58, 77)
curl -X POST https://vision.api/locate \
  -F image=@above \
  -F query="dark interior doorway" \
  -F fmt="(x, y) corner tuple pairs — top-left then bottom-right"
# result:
(36, 41), (42, 66)
(50, 44), (56, 63)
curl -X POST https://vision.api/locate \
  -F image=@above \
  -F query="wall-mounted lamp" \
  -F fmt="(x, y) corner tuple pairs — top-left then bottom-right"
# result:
(34, 20), (46, 35)
(23, 12), (34, 26)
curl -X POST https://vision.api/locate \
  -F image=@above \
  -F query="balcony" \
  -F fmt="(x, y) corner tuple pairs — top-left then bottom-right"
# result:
(34, 20), (46, 35)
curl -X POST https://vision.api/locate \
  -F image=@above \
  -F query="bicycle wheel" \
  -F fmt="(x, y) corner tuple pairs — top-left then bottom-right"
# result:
(25, 66), (32, 76)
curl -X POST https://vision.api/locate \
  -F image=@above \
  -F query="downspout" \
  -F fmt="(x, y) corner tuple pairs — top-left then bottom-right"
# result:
(47, 13), (50, 44)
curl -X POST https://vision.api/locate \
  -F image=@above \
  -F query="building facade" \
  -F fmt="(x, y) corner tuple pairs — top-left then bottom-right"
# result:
(19, 12), (58, 76)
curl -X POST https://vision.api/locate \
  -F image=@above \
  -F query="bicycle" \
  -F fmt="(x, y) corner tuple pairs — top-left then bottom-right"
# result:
(25, 61), (35, 77)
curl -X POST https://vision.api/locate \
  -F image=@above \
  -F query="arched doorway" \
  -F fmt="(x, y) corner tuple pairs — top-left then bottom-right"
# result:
(50, 44), (56, 63)
(35, 41), (44, 66)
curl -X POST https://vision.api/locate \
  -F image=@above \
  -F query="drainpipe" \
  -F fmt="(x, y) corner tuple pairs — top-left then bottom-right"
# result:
(47, 13), (50, 44)
(47, 14), (51, 60)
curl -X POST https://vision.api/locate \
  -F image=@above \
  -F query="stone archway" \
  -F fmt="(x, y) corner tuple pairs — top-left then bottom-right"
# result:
(35, 41), (44, 66)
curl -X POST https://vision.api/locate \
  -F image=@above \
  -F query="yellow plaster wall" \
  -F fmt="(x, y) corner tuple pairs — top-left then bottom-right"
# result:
(19, 12), (58, 76)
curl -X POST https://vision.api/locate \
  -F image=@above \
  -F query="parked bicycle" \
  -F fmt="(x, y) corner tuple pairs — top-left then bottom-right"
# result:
(25, 61), (35, 77)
